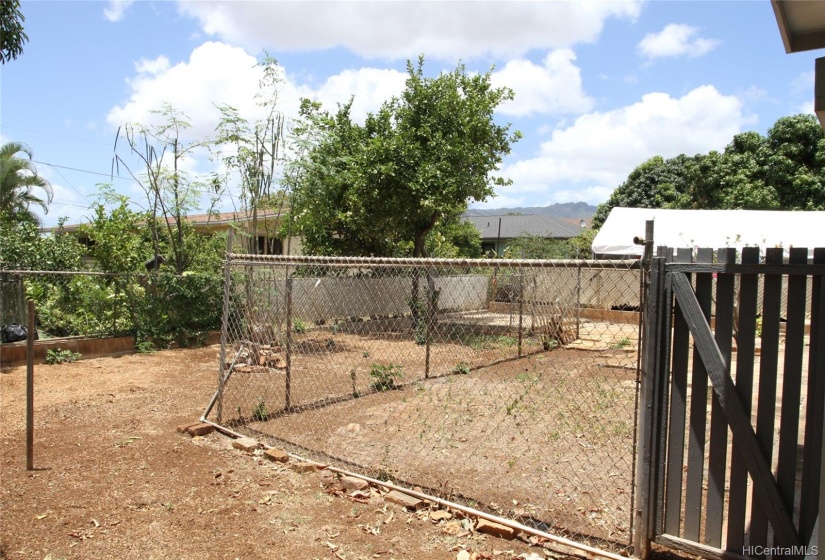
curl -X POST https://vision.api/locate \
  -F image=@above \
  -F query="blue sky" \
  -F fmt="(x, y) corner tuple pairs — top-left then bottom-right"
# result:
(1, 1), (821, 227)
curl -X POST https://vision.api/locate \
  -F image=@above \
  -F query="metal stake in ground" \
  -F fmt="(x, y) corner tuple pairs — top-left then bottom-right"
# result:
(26, 299), (34, 471)
(285, 276), (293, 410)
(517, 272), (523, 358)
(217, 229), (234, 424)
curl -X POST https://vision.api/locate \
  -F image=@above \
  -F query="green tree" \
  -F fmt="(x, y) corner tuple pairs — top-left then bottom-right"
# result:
(427, 218), (483, 259)
(0, 141), (53, 225)
(0, 217), (86, 332)
(0, 217), (84, 272)
(80, 188), (150, 273)
(504, 234), (571, 260)
(592, 155), (684, 228)
(567, 227), (598, 259)
(288, 56), (520, 258)
(0, 0), (27, 64)
(503, 228), (596, 260)
(763, 114), (825, 209)
(593, 114), (825, 228)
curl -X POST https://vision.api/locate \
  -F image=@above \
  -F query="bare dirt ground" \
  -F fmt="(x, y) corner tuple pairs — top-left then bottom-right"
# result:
(216, 321), (640, 548)
(1, 345), (598, 560)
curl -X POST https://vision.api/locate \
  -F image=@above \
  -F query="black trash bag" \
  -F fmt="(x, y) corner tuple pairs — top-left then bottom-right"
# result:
(0, 324), (37, 343)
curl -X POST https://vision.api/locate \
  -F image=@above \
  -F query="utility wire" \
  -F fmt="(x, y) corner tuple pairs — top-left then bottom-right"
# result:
(49, 201), (89, 209)
(46, 163), (92, 203)
(31, 160), (132, 181)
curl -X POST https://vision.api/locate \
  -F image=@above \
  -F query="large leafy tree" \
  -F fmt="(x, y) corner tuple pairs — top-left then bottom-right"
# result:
(0, 141), (53, 225)
(593, 114), (825, 227)
(0, 0), (27, 64)
(288, 56), (520, 258)
(591, 155), (685, 228)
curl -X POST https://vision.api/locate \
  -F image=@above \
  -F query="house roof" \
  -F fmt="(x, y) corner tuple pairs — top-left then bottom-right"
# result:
(42, 210), (286, 234)
(181, 210), (285, 227)
(772, 0), (825, 53)
(464, 214), (582, 240)
(592, 207), (825, 258)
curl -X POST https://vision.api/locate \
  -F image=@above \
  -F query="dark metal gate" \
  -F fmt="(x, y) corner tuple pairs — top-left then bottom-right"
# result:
(636, 243), (825, 559)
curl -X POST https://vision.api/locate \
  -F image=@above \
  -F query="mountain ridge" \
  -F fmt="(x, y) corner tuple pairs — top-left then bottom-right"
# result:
(465, 202), (597, 220)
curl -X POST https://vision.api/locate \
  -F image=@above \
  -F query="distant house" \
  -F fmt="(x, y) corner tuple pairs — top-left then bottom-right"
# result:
(463, 213), (583, 256)
(43, 210), (302, 256)
(177, 210), (302, 255)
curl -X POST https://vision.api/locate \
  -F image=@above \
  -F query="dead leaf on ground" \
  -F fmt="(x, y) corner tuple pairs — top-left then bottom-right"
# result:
(358, 522), (381, 536)
(68, 528), (94, 540)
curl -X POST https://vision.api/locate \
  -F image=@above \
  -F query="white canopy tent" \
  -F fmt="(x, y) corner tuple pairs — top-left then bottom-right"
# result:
(591, 207), (825, 258)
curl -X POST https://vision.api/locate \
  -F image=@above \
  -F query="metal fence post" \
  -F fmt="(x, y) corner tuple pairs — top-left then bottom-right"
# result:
(285, 275), (293, 410)
(26, 300), (35, 471)
(576, 263), (582, 340)
(216, 229), (234, 424)
(634, 220), (658, 559)
(517, 273), (523, 358)
(425, 265), (431, 379)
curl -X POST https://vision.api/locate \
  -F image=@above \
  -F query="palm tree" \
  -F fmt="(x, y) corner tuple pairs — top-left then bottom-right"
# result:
(0, 141), (53, 225)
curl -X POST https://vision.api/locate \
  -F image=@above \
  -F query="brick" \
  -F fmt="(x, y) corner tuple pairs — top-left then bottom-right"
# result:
(264, 448), (290, 463)
(384, 490), (423, 510)
(339, 476), (369, 491)
(475, 518), (517, 540)
(186, 423), (215, 437)
(289, 461), (319, 473)
(231, 437), (261, 452)
(429, 510), (452, 522)
(176, 421), (201, 434)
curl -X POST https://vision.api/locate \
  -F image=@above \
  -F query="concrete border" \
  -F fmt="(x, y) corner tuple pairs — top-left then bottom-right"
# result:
(0, 331), (221, 369)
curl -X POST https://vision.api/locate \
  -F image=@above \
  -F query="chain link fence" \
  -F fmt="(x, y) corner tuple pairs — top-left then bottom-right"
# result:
(205, 254), (642, 551)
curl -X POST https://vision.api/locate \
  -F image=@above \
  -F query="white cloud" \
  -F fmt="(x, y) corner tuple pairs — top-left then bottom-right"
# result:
(311, 68), (407, 122)
(107, 42), (410, 139)
(470, 194), (527, 209)
(500, 85), (749, 205)
(176, 1), (641, 60)
(550, 186), (614, 205)
(792, 70), (815, 94)
(637, 24), (720, 59)
(492, 49), (594, 117)
(40, 183), (92, 226)
(108, 43), (263, 139)
(134, 56), (171, 75)
(103, 0), (134, 22)
(796, 100), (815, 115)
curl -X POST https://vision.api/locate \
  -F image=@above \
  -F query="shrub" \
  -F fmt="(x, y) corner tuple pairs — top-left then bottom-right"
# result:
(370, 363), (403, 392)
(45, 348), (80, 365)
(252, 397), (268, 421)
(453, 362), (471, 375)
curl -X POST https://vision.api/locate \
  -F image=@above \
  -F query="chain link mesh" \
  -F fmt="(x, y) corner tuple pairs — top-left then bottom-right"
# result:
(207, 254), (642, 551)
